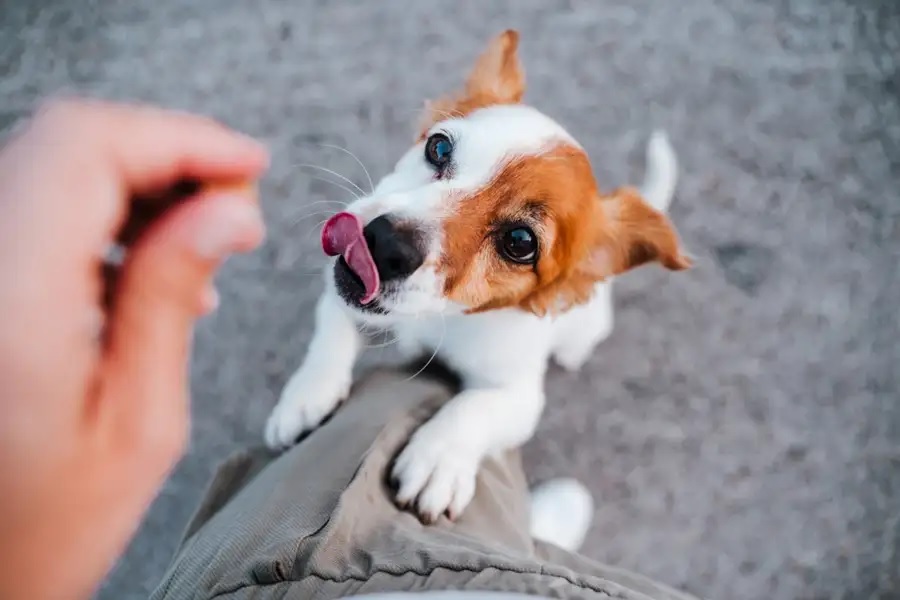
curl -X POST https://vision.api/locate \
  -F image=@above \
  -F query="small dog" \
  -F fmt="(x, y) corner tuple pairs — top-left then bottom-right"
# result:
(265, 30), (689, 523)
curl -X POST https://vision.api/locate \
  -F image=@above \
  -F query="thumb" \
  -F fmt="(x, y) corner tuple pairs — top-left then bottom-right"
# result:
(100, 193), (264, 450)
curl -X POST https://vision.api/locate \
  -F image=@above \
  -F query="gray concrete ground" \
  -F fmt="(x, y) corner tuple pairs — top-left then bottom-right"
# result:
(2, 1), (898, 598)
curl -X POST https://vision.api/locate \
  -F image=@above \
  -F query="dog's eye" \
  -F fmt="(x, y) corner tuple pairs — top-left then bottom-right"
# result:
(499, 227), (538, 264)
(424, 133), (453, 171)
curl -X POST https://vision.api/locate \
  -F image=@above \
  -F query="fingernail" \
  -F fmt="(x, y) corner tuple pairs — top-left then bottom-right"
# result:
(191, 199), (262, 260)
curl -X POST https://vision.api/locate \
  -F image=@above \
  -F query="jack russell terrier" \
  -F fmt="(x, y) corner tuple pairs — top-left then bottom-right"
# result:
(265, 30), (690, 524)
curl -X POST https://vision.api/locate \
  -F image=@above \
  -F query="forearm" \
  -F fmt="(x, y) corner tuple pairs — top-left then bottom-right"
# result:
(0, 453), (167, 600)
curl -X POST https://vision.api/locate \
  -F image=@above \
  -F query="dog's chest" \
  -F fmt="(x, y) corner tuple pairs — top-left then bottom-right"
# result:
(391, 309), (554, 384)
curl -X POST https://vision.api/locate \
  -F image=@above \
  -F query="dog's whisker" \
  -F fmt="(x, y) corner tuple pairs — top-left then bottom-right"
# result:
(426, 107), (465, 122)
(289, 205), (345, 223)
(302, 199), (350, 208)
(358, 322), (388, 339)
(301, 174), (363, 202)
(413, 101), (467, 123)
(402, 312), (445, 383)
(289, 210), (342, 228)
(293, 163), (367, 197)
(362, 334), (400, 349)
(315, 143), (375, 194)
(301, 217), (333, 241)
(268, 272), (326, 279)
(404, 101), (464, 120)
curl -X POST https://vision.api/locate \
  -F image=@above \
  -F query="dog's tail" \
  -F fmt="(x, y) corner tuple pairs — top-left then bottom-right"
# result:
(640, 131), (678, 213)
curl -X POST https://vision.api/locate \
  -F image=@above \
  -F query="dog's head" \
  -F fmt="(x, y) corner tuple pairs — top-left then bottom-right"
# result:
(323, 30), (689, 322)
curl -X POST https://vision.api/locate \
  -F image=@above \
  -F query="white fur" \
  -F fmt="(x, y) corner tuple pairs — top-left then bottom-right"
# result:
(641, 131), (678, 213)
(529, 478), (595, 551)
(334, 105), (579, 321)
(265, 289), (361, 445)
(265, 105), (678, 522)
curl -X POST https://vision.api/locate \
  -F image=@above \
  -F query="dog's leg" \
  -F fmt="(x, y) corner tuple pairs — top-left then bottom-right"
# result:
(391, 384), (544, 523)
(552, 281), (613, 372)
(264, 291), (361, 449)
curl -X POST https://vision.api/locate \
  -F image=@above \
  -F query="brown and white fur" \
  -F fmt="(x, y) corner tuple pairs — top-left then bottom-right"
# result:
(265, 31), (690, 524)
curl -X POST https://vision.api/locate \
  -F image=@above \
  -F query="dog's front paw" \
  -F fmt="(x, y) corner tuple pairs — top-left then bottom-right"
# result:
(264, 369), (350, 450)
(553, 343), (595, 373)
(391, 424), (480, 523)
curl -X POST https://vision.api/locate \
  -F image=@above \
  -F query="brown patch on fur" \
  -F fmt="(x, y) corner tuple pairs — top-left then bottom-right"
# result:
(522, 187), (691, 315)
(418, 30), (525, 139)
(440, 144), (597, 313)
(595, 187), (692, 274)
(439, 153), (690, 317)
(417, 29), (688, 314)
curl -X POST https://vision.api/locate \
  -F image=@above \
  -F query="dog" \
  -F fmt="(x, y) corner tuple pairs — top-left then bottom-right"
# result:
(265, 30), (690, 523)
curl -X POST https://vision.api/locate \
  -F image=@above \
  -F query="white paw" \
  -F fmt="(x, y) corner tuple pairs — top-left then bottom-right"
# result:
(391, 424), (480, 523)
(264, 369), (350, 450)
(553, 344), (594, 372)
(553, 315), (613, 372)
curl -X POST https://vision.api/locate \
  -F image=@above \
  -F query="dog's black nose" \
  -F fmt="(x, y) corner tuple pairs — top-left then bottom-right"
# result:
(363, 215), (424, 281)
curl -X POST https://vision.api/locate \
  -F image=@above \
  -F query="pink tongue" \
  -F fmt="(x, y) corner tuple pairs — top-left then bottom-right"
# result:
(321, 212), (380, 305)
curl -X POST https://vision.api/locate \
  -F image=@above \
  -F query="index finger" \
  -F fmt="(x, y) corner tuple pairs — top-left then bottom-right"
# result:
(33, 98), (269, 193)
(9, 98), (269, 253)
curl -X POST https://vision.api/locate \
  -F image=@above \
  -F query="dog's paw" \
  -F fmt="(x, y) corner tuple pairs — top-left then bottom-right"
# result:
(391, 424), (480, 523)
(553, 343), (594, 373)
(264, 369), (349, 450)
(552, 312), (612, 372)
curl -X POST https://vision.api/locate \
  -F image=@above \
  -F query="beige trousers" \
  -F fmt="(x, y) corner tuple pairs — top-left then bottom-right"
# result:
(151, 370), (698, 600)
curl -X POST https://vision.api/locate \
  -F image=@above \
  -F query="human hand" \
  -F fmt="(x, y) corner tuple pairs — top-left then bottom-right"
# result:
(0, 99), (268, 600)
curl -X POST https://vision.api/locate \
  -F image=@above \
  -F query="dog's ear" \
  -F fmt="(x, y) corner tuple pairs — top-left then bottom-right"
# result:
(419, 30), (525, 137)
(587, 187), (691, 278)
(464, 29), (525, 104)
(519, 188), (689, 317)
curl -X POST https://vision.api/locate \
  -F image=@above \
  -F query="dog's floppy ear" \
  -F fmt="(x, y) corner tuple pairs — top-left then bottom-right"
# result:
(419, 30), (525, 137)
(520, 187), (689, 317)
(588, 187), (691, 278)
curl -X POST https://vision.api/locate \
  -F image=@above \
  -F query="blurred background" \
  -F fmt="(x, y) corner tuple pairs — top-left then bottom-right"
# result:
(2, 1), (898, 598)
